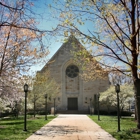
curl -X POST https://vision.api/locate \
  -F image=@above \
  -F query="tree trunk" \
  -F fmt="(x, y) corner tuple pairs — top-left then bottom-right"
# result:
(135, 105), (137, 120)
(134, 78), (140, 129)
(33, 101), (36, 118)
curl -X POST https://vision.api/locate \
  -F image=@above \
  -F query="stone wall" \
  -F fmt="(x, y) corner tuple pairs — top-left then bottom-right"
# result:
(39, 36), (110, 112)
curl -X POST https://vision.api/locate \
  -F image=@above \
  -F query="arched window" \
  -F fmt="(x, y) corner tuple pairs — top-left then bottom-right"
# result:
(66, 65), (79, 78)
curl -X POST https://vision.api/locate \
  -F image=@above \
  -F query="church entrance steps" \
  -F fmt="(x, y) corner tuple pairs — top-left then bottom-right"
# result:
(57, 110), (89, 114)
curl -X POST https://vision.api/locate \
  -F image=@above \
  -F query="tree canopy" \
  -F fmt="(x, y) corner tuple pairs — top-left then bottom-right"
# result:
(0, 0), (55, 104)
(100, 84), (134, 112)
(50, 0), (140, 128)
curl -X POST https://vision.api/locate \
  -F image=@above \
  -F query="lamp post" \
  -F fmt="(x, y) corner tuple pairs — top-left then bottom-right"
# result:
(54, 98), (56, 116)
(97, 93), (100, 121)
(23, 84), (28, 131)
(115, 84), (120, 132)
(44, 94), (48, 120)
(14, 100), (18, 118)
(128, 99), (131, 112)
(90, 98), (92, 115)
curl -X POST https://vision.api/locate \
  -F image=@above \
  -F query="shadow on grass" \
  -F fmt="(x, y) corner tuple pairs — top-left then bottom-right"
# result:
(121, 117), (135, 121)
(0, 117), (24, 121)
(0, 121), (24, 125)
(0, 119), (38, 126)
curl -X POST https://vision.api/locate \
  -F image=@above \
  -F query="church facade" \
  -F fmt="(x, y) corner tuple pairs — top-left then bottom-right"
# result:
(39, 36), (110, 113)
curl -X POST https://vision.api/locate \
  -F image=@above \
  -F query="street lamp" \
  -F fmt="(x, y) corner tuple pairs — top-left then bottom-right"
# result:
(128, 99), (131, 112)
(90, 98), (92, 115)
(14, 100), (18, 118)
(54, 98), (56, 116)
(23, 83), (28, 131)
(44, 94), (48, 120)
(97, 93), (100, 121)
(115, 84), (120, 132)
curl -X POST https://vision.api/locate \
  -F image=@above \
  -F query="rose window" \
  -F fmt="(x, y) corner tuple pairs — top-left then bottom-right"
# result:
(66, 65), (79, 78)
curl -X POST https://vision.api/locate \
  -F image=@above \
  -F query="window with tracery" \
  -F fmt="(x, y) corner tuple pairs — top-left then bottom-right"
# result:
(66, 65), (79, 78)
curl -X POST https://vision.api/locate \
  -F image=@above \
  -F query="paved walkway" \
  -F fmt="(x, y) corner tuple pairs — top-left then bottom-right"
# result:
(26, 115), (116, 140)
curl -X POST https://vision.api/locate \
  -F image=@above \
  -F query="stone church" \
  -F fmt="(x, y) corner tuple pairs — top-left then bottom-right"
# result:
(38, 35), (109, 113)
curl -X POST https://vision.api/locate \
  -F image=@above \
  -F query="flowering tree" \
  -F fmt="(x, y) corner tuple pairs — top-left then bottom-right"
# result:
(0, 0), (54, 107)
(0, 73), (35, 113)
(100, 84), (134, 113)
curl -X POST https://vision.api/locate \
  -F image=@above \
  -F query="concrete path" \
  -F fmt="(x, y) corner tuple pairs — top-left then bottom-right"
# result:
(26, 115), (116, 140)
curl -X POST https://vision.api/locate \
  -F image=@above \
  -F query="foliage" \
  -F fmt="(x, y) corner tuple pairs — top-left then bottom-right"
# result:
(0, 0), (55, 109)
(100, 84), (134, 111)
(51, 0), (139, 78)
(0, 74), (34, 114)
(94, 110), (133, 116)
(28, 70), (60, 116)
(0, 115), (56, 140)
(89, 115), (140, 140)
(50, 0), (140, 128)
(109, 71), (133, 85)
(0, 78), (24, 113)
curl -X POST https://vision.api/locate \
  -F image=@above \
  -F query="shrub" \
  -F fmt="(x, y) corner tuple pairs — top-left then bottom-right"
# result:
(120, 111), (133, 116)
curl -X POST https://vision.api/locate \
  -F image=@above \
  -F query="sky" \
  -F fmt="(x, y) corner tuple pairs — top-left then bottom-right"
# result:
(28, 0), (130, 75)
(28, 0), (93, 74)
(28, 0), (63, 73)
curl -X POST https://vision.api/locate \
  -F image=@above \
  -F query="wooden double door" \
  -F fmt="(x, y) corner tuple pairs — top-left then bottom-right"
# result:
(68, 98), (78, 110)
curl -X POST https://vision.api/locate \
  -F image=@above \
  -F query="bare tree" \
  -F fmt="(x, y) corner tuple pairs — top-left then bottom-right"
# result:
(51, 0), (140, 128)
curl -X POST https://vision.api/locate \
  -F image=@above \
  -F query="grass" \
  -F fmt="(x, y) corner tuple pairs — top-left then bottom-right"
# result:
(0, 115), (56, 140)
(89, 115), (140, 140)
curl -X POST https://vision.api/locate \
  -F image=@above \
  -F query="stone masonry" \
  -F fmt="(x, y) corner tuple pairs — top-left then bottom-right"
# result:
(38, 35), (110, 113)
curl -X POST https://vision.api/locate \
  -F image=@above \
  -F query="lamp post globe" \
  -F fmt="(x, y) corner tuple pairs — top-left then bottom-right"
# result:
(115, 84), (120, 93)
(24, 84), (28, 92)
(44, 94), (48, 98)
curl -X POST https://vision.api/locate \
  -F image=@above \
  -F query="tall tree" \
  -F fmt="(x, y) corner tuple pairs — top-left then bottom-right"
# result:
(0, 0), (53, 96)
(51, 0), (140, 128)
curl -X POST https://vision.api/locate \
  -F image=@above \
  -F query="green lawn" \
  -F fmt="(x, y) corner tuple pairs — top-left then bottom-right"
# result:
(0, 115), (56, 140)
(89, 115), (140, 140)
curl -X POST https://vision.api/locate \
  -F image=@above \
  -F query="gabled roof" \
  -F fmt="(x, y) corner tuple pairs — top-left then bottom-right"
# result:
(40, 35), (83, 72)
(39, 35), (108, 79)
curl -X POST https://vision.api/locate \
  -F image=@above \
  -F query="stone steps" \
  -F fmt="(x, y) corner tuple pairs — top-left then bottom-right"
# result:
(57, 110), (89, 114)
